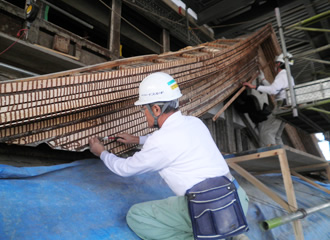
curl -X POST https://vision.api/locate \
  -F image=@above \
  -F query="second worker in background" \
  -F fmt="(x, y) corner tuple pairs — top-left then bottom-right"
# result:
(243, 53), (295, 147)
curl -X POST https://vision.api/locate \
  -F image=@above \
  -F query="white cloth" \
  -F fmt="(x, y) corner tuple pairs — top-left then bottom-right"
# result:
(100, 111), (229, 196)
(257, 70), (294, 100)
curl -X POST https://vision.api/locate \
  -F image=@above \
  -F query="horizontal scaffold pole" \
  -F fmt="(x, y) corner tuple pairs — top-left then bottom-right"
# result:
(261, 202), (330, 231)
(291, 26), (330, 33)
(286, 10), (330, 29)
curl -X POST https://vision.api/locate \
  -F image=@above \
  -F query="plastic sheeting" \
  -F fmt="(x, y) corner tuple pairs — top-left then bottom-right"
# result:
(0, 159), (173, 240)
(0, 159), (329, 240)
(236, 173), (330, 240)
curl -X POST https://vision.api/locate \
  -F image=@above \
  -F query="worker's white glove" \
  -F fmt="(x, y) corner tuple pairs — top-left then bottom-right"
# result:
(258, 71), (265, 81)
(257, 71), (270, 86)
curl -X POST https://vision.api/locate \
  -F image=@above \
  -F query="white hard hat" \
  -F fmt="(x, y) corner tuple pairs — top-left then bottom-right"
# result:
(135, 72), (182, 105)
(276, 53), (294, 65)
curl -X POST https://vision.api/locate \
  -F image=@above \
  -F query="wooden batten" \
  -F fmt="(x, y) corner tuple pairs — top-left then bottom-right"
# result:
(0, 24), (314, 156)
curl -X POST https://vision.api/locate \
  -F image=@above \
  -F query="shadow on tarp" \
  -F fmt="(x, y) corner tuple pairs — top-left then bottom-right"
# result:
(0, 159), (329, 240)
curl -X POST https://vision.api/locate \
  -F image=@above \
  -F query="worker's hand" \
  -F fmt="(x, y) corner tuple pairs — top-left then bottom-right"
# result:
(89, 137), (105, 157)
(117, 133), (140, 145)
(243, 82), (257, 89)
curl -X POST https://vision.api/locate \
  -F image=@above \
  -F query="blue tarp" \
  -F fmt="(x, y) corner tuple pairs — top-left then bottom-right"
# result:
(237, 174), (330, 240)
(0, 159), (173, 240)
(0, 159), (329, 240)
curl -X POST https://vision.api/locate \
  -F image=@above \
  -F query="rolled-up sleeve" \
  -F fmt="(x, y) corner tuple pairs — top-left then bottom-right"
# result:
(139, 134), (151, 145)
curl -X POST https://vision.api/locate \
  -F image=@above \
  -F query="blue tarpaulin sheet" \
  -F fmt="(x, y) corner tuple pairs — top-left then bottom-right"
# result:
(0, 159), (173, 240)
(237, 174), (330, 240)
(0, 159), (329, 240)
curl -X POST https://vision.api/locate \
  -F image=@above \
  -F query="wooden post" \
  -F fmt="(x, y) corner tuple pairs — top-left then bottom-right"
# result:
(235, 128), (243, 153)
(216, 119), (228, 153)
(278, 149), (304, 240)
(204, 118), (216, 142)
(109, 0), (122, 60)
(225, 106), (236, 153)
(238, 112), (260, 148)
(161, 29), (170, 53)
(75, 43), (82, 60)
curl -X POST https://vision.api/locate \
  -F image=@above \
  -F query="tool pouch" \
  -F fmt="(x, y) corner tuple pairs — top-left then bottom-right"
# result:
(186, 176), (248, 240)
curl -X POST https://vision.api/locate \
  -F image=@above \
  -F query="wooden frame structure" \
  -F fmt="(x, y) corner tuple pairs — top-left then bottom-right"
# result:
(224, 145), (330, 240)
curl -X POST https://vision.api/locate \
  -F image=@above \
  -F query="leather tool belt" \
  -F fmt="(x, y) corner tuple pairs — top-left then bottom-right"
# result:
(185, 176), (248, 240)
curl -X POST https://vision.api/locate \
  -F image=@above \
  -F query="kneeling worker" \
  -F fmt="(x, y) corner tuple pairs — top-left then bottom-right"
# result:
(89, 72), (249, 240)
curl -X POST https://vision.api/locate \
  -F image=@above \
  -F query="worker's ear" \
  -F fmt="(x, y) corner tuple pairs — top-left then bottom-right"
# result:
(151, 104), (162, 117)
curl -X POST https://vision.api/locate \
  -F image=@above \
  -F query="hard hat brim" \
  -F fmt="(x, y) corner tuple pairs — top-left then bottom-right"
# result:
(134, 93), (182, 106)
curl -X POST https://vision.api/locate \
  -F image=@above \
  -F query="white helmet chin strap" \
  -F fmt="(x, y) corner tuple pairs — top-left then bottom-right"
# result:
(146, 102), (172, 128)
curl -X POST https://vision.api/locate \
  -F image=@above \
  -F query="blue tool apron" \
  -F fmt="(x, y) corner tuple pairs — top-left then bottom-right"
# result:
(185, 176), (249, 239)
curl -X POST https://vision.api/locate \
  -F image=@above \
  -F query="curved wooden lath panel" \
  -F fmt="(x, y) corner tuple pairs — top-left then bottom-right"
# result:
(0, 24), (279, 154)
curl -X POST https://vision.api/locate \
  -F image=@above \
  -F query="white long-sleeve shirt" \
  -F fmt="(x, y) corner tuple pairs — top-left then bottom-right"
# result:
(100, 111), (230, 196)
(257, 69), (294, 100)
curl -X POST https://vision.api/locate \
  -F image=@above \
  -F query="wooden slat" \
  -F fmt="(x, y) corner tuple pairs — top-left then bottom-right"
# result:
(228, 162), (291, 211)
(291, 170), (330, 194)
(226, 149), (281, 163)
(1, 54), (159, 83)
(277, 149), (299, 212)
(278, 149), (304, 240)
(212, 74), (257, 121)
(0, 24), (285, 154)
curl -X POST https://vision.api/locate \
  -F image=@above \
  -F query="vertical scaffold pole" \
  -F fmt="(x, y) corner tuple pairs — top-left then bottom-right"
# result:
(275, 7), (298, 117)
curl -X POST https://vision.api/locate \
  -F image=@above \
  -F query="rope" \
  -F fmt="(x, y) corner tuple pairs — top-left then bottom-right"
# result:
(0, 29), (28, 56)
(247, 195), (288, 213)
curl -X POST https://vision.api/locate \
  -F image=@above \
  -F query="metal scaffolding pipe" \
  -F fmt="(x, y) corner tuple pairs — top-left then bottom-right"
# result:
(0, 62), (38, 76)
(261, 202), (330, 231)
(294, 44), (330, 58)
(286, 10), (330, 29)
(307, 107), (330, 115)
(292, 26), (330, 33)
(301, 57), (330, 65)
(275, 7), (298, 117)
